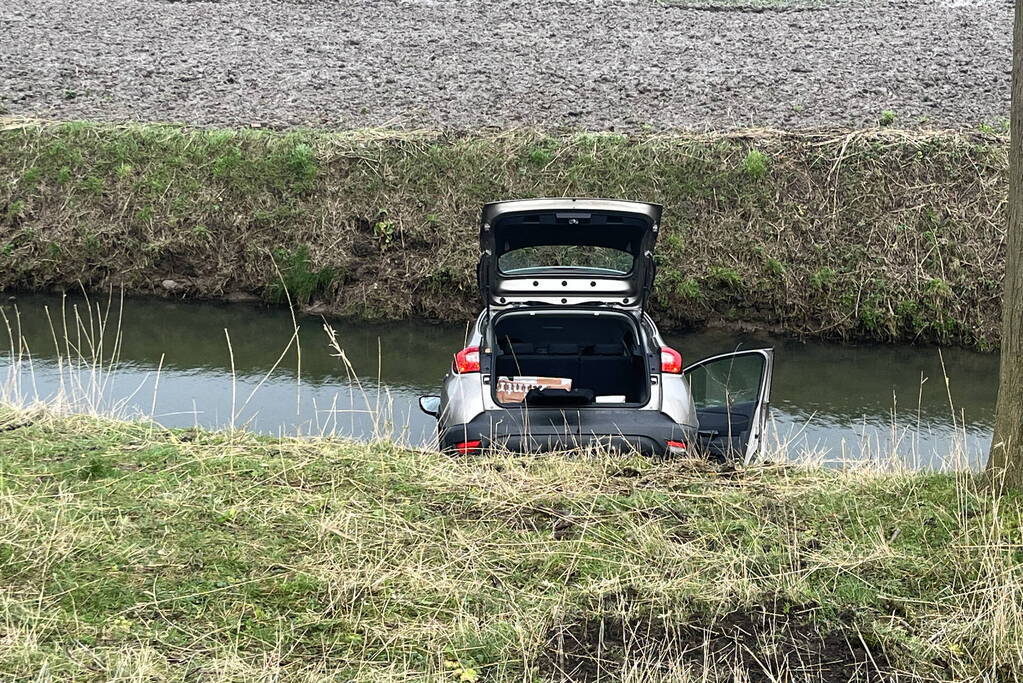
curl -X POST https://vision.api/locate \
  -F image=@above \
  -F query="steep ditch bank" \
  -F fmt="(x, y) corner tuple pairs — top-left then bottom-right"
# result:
(0, 120), (1009, 348)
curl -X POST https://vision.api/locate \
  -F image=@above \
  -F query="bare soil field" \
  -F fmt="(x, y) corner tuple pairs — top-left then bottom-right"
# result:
(0, 0), (1012, 130)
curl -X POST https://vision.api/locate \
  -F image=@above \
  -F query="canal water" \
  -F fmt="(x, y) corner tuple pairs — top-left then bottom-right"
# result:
(0, 294), (998, 470)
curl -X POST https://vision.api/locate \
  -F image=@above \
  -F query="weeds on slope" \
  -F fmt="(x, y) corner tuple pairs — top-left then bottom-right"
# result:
(0, 408), (1020, 681)
(0, 120), (1009, 348)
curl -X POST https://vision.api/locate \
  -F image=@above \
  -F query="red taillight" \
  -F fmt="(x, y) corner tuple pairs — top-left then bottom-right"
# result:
(453, 346), (480, 374)
(666, 440), (687, 451)
(660, 346), (683, 374)
(455, 440), (482, 454)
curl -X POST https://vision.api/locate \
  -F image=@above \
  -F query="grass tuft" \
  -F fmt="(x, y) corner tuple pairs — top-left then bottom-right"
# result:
(742, 148), (770, 178)
(265, 244), (336, 306)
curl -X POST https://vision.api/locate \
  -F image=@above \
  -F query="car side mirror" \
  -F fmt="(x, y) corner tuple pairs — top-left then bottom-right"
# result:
(419, 395), (441, 417)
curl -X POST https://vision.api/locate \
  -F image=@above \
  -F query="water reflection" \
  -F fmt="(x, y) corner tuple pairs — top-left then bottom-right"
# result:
(0, 294), (998, 469)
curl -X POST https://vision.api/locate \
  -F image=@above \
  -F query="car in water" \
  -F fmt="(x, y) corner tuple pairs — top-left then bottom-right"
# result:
(419, 198), (774, 461)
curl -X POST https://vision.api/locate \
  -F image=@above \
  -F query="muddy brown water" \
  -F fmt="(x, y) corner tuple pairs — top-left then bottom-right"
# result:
(0, 294), (997, 470)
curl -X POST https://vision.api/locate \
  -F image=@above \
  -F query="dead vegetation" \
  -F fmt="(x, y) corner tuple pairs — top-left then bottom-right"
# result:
(540, 594), (891, 682)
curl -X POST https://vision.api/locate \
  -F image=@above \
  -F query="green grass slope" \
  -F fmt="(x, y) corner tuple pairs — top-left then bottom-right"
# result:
(0, 408), (1020, 681)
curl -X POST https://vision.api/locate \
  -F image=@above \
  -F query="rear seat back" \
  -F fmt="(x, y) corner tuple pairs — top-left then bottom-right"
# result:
(495, 343), (582, 383)
(495, 338), (644, 402)
(590, 343), (626, 356)
(546, 343), (579, 356)
(579, 342), (637, 399)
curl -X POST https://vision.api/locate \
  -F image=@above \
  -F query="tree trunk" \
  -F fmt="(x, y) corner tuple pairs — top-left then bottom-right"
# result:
(987, 0), (1023, 491)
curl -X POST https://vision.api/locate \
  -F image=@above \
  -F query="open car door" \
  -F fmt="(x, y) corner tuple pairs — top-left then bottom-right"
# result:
(683, 348), (773, 463)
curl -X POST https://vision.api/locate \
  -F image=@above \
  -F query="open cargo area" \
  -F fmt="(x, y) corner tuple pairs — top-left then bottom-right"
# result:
(492, 311), (651, 406)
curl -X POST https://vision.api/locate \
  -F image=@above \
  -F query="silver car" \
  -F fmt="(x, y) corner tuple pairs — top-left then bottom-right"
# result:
(420, 198), (774, 461)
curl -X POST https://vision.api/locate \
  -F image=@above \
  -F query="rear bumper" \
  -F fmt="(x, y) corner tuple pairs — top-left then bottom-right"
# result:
(439, 408), (696, 456)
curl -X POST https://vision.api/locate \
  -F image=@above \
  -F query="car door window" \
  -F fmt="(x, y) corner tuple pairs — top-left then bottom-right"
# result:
(688, 353), (763, 411)
(684, 350), (772, 462)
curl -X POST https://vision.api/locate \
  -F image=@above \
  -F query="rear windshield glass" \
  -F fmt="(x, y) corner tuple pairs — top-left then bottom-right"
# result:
(498, 245), (633, 275)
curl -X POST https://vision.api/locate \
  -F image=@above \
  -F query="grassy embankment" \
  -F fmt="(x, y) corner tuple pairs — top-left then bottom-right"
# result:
(1, 407), (1021, 681)
(0, 119), (1009, 349)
